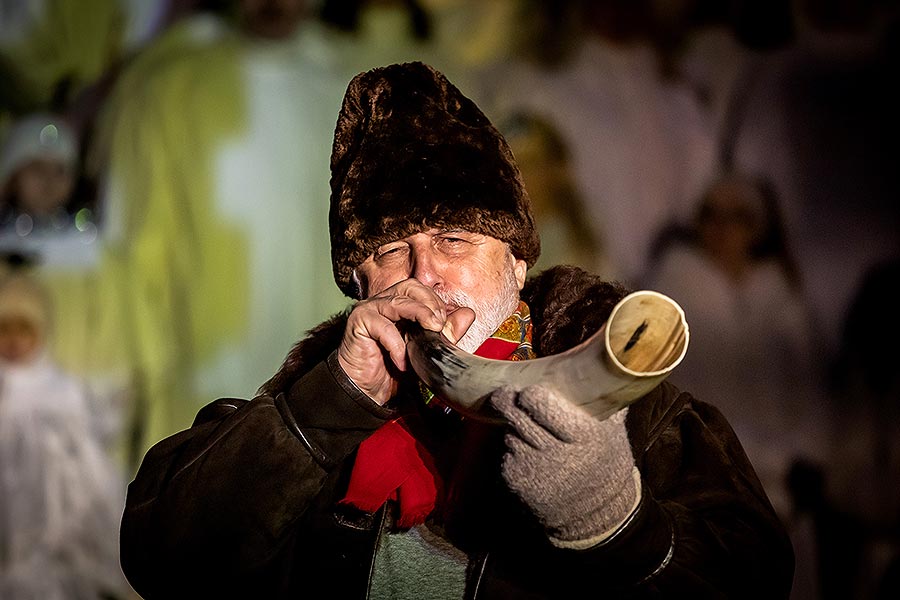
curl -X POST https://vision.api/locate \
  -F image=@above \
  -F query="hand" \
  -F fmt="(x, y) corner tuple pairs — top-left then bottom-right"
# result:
(491, 385), (640, 548)
(338, 278), (475, 405)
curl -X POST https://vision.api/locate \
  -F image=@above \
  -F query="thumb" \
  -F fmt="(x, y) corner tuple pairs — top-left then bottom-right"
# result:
(442, 306), (476, 346)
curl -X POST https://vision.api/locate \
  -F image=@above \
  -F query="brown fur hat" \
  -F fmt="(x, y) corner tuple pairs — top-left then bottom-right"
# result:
(329, 61), (540, 298)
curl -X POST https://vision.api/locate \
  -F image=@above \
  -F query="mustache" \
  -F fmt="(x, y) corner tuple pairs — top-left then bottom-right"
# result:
(433, 287), (474, 312)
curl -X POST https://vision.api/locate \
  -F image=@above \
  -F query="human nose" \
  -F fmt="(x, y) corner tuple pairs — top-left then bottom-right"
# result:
(410, 246), (443, 289)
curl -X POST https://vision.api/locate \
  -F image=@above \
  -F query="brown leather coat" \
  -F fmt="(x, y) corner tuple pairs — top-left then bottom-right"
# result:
(120, 266), (794, 599)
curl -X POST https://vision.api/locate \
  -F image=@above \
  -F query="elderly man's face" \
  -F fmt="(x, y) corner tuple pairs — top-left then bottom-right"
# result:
(357, 229), (528, 352)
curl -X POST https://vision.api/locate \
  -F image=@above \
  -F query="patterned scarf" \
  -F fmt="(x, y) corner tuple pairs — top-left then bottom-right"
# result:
(339, 301), (535, 528)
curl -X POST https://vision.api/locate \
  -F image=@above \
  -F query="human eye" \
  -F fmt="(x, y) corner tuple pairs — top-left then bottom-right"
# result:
(433, 234), (467, 254)
(374, 242), (408, 262)
(436, 230), (479, 248)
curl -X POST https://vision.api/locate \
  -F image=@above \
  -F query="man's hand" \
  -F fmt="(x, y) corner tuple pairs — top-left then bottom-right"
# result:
(338, 278), (475, 405)
(491, 385), (640, 548)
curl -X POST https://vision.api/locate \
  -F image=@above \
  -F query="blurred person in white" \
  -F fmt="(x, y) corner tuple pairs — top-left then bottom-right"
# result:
(677, 0), (900, 360)
(501, 110), (614, 278)
(0, 262), (131, 600)
(318, 0), (441, 77)
(91, 0), (352, 462)
(0, 0), (125, 122)
(477, 0), (717, 285)
(315, 0), (512, 94)
(641, 170), (826, 521)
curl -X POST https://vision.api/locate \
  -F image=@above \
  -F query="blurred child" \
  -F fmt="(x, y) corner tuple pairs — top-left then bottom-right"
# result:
(0, 112), (102, 266)
(0, 263), (131, 599)
(0, 112), (82, 235)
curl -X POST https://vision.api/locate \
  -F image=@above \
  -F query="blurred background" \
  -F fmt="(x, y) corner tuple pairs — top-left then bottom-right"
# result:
(1, 0), (898, 598)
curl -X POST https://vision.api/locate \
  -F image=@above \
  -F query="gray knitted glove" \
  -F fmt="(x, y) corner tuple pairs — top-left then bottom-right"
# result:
(491, 384), (641, 549)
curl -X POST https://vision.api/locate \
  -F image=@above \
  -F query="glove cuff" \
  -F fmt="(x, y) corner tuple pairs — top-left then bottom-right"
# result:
(549, 467), (642, 550)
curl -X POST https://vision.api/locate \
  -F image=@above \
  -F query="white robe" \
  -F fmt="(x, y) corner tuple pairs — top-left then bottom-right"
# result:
(643, 243), (827, 518)
(0, 353), (128, 600)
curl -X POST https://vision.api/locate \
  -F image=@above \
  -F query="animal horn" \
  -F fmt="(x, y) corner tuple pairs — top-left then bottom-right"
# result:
(406, 290), (689, 422)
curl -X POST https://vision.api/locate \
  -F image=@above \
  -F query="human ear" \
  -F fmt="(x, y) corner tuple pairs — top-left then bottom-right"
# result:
(513, 256), (527, 290)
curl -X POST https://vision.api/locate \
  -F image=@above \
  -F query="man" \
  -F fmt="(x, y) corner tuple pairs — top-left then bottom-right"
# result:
(120, 62), (794, 599)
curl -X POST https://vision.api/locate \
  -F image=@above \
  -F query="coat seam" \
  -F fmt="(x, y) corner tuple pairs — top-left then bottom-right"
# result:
(642, 390), (692, 454)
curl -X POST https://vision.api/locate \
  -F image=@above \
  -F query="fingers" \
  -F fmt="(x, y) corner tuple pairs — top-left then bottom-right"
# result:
(515, 385), (599, 443)
(491, 385), (599, 445)
(348, 279), (445, 348)
(338, 278), (458, 405)
(347, 310), (409, 372)
(490, 386), (556, 450)
(378, 278), (448, 331)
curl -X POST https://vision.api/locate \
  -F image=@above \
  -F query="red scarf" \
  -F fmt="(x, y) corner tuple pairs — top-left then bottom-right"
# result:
(338, 302), (534, 528)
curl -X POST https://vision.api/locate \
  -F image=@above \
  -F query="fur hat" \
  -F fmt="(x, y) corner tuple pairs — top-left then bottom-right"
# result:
(329, 62), (540, 298)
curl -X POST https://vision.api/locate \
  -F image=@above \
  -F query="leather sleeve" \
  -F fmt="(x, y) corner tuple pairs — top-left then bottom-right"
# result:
(501, 381), (794, 598)
(119, 352), (392, 599)
(612, 382), (795, 597)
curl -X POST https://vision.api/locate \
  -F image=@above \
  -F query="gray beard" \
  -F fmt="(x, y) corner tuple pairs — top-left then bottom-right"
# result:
(434, 266), (521, 353)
